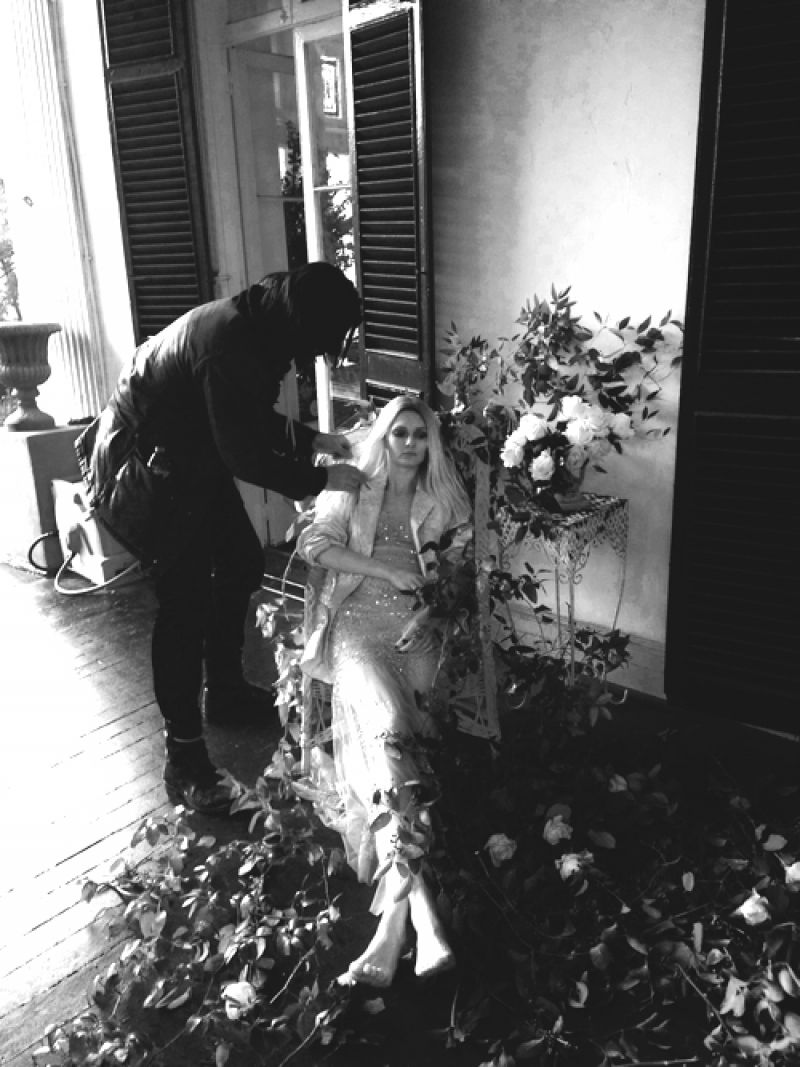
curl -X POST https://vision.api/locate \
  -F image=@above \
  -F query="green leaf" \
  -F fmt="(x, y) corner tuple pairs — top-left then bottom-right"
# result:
(371, 811), (392, 833)
(588, 829), (616, 849)
(626, 935), (648, 956)
(81, 880), (99, 903)
(763, 833), (787, 851)
(31, 1048), (66, 1067)
(590, 942), (612, 970)
(166, 988), (192, 1011)
(515, 1037), (546, 1060)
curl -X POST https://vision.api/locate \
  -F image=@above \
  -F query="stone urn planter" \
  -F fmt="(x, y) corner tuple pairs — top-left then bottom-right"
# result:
(0, 321), (62, 431)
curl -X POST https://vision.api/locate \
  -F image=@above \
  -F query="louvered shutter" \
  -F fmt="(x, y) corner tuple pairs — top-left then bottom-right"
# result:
(666, 0), (800, 731)
(345, 0), (433, 404)
(98, 0), (212, 343)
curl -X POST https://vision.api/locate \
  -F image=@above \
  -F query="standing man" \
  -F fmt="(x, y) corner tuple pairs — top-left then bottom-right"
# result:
(77, 261), (365, 814)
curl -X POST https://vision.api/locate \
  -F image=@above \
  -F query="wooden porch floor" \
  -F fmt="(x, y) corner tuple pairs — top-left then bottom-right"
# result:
(0, 560), (284, 1065)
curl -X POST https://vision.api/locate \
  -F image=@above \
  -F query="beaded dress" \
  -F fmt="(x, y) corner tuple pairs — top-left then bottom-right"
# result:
(328, 504), (438, 884)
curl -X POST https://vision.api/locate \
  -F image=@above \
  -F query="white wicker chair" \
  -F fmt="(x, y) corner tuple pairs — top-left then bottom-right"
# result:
(300, 564), (334, 774)
(296, 454), (500, 775)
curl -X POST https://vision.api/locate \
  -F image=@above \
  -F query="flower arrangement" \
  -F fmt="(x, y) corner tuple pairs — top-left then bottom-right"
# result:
(499, 395), (636, 512)
(440, 285), (684, 514)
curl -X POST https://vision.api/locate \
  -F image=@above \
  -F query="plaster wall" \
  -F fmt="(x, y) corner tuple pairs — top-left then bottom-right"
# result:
(425, 0), (706, 697)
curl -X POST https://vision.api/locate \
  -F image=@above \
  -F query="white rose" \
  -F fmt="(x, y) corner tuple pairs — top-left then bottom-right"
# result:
(588, 326), (625, 362)
(587, 405), (613, 433)
(588, 438), (612, 460)
(733, 890), (770, 926)
(785, 862), (800, 888)
(555, 850), (594, 880)
(565, 418), (594, 447)
(485, 832), (517, 867)
(528, 449), (555, 483)
(222, 980), (257, 1020)
(500, 438), (525, 468)
(565, 445), (588, 476)
(610, 412), (635, 439)
(543, 813), (573, 846)
(518, 413), (548, 442)
(559, 396), (590, 421)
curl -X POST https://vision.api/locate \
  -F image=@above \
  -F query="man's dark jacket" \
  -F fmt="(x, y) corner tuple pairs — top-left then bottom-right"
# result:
(76, 287), (327, 569)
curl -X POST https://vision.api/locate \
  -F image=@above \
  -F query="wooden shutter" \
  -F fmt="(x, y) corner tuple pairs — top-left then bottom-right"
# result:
(345, 0), (433, 404)
(98, 0), (212, 343)
(666, 0), (800, 731)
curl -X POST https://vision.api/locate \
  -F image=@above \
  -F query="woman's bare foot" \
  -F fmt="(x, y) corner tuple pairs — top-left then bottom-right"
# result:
(416, 944), (456, 978)
(342, 896), (410, 988)
(409, 877), (455, 978)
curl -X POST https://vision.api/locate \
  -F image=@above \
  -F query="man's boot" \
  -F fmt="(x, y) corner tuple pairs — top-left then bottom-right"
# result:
(163, 730), (232, 815)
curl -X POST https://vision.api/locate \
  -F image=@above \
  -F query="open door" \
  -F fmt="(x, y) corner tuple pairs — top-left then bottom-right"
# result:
(224, 5), (359, 541)
(228, 32), (306, 543)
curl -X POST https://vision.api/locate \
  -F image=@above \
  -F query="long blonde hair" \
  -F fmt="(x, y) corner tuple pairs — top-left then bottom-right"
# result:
(303, 396), (471, 558)
(357, 395), (471, 524)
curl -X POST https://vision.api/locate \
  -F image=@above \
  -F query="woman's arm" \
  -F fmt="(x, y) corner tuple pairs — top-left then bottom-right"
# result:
(316, 543), (425, 593)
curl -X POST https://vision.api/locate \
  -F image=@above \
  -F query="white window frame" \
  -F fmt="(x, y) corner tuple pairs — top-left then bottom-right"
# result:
(293, 18), (352, 432)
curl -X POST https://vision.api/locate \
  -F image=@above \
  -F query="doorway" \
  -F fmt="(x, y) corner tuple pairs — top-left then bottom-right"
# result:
(199, 1), (361, 543)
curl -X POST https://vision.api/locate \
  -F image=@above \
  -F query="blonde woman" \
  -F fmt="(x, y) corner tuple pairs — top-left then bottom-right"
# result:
(297, 395), (471, 986)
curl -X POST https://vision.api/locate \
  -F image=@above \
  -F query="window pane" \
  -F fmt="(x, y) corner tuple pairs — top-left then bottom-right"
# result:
(305, 36), (353, 278)
(281, 119), (307, 269)
(304, 34), (356, 420)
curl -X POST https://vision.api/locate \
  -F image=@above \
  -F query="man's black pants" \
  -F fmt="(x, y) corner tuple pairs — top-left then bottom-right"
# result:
(151, 481), (265, 737)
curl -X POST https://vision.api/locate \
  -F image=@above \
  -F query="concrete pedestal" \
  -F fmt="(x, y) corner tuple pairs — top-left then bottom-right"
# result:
(0, 426), (83, 571)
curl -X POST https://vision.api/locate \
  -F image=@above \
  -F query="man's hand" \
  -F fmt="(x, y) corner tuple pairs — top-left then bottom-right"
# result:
(324, 463), (367, 493)
(313, 432), (353, 459)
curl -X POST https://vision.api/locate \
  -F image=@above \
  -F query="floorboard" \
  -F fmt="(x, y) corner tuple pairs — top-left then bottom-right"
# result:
(0, 557), (285, 1064)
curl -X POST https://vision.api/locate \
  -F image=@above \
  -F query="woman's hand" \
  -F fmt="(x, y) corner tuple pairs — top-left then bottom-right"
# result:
(385, 566), (426, 593)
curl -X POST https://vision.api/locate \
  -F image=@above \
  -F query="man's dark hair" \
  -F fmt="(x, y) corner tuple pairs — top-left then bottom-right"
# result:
(258, 262), (362, 368)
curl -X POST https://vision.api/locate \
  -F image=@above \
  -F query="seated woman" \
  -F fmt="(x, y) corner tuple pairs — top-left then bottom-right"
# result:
(296, 395), (472, 987)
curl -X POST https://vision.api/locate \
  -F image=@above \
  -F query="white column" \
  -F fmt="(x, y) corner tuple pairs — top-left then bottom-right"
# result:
(1, 0), (108, 423)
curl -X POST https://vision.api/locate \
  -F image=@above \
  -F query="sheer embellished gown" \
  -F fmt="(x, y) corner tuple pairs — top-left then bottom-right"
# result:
(327, 507), (439, 888)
